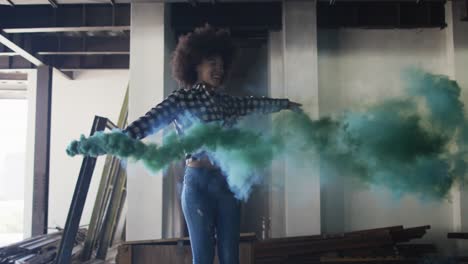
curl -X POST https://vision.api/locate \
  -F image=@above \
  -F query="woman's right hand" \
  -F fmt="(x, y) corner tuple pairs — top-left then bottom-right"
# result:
(287, 101), (303, 113)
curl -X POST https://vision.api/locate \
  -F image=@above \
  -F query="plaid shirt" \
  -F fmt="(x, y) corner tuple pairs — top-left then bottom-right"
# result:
(123, 83), (290, 140)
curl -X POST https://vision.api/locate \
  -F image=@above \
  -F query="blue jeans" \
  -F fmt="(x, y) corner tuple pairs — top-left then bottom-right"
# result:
(181, 167), (241, 264)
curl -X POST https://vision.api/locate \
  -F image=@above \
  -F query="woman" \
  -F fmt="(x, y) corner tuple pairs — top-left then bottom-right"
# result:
(123, 24), (301, 264)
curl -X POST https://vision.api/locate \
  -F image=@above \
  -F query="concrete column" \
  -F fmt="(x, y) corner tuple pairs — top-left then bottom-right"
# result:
(451, 0), (468, 253)
(268, 30), (286, 238)
(24, 69), (37, 239)
(127, 2), (166, 241)
(32, 65), (52, 236)
(282, 0), (321, 236)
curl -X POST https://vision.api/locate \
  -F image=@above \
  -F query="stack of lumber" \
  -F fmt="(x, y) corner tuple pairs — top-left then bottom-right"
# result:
(0, 229), (86, 264)
(255, 225), (435, 264)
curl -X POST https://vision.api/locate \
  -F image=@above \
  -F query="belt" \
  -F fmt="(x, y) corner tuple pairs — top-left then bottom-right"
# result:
(185, 157), (219, 170)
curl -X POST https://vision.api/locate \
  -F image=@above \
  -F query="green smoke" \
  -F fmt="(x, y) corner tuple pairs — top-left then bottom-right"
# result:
(67, 124), (276, 200)
(67, 69), (468, 201)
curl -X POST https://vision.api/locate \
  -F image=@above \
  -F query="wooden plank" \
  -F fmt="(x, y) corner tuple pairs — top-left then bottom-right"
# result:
(320, 256), (406, 263)
(116, 244), (132, 264)
(448, 232), (468, 239)
(122, 238), (255, 264)
(255, 230), (394, 259)
(132, 244), (189, 264)
(256, 226), (404, 246)
(390, 226), (430, 243)
(122, 232), (257, 246)
(395, 244), (437, 257)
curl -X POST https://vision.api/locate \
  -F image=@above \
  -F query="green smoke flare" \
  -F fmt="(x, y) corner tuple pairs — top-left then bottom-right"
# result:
(67, 69), (468, 201)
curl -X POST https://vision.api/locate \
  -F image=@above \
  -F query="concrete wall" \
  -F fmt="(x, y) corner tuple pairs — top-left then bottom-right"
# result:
(48, 70), (128, 231)
(317, 25), (458, 252)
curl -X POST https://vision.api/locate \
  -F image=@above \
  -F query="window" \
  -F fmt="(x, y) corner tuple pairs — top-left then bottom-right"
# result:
(0, 99), (28, 246)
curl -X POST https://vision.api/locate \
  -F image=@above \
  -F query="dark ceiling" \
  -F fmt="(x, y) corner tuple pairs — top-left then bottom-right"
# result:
(0, 1), (457, 75)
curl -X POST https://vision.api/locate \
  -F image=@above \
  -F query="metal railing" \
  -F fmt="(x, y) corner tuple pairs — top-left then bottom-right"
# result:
(55, 116), (120, 264)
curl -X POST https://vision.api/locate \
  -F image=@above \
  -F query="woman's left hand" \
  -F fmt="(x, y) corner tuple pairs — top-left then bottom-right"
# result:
(288, 101), (303, 113)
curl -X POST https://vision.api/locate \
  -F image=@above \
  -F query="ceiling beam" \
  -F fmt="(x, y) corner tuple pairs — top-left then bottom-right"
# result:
(317, 1), (446, 28)
(0, 72), (27, 80)
(0, 90), (27, 99)
(0, 32), (43, 66)
(463, 0), (468, 21)
(0, 52), (18, 56)
(48, 0), (58, 8)
(58, 68), (127, 71)
(0, 4), (130, 30)
(0, 86), (27, 91)
(0, 69), (30, 73)
(4, 26), (130, 34)
(37, 51), (129, 56)
(0, 31), (73, 80)
(172, 2), (282, 32)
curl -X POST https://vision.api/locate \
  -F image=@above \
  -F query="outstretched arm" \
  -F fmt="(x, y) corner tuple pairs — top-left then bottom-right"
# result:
(123, 90), (182, 140)
(230, 95), (301, 116)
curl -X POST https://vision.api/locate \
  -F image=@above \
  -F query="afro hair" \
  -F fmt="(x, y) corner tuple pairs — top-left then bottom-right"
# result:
(171, 24), (236, 88)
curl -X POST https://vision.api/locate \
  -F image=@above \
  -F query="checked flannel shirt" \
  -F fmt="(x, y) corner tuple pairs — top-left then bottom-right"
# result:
(123, 83), (290, 141)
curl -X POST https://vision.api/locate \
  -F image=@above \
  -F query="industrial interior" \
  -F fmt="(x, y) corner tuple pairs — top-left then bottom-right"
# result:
(0, 0), (468, 263)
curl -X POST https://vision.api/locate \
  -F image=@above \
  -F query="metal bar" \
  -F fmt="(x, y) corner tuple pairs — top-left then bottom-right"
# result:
(110, 175), (126, 245)
(84, 155), (120, 259)
(106, 119), (119, 129)
(37, 51), (130, 56)
(58, 67), (128, 71)
(0, 52), (18, 56)
(96, 161), (126, 259)
(48, 0), (58, 8)
(31, 65), (52, 236)
(80, 156), (117, 261)
(6, 0), (15, 6)
(21, 236), (61, 250)
(0, 30), (115, 80)
(0, 31), (43, 66)
(96, 162), (123, 259)
(112, 4), (116, 26)
(81, 88), (127, 261)
(54, 116), (108, 264)
(19, 235), (57, 249)
(4, 26), (131, 34)
(97, 156), (120, 235)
